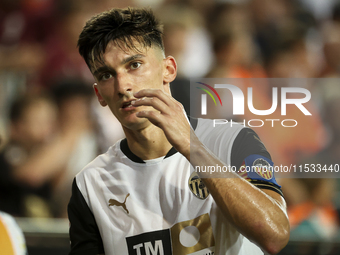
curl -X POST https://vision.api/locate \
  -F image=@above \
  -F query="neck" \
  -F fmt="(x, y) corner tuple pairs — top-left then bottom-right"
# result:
(123, 124), (172, 160)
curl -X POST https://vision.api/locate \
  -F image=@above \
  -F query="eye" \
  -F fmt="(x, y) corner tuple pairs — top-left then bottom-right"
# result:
(130, 62), (141, 70)
(99, 73), (113, 81)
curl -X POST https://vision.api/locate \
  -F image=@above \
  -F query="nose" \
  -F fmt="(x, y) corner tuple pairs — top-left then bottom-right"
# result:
(116, 71), (133, 98)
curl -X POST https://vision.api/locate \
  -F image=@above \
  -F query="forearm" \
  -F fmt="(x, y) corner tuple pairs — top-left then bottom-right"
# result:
(188, 132), (290, 254)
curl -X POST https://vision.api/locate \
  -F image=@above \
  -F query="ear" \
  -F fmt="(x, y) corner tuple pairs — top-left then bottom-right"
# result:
(93, 83), (107, 107)
(163, 56), (177, 84)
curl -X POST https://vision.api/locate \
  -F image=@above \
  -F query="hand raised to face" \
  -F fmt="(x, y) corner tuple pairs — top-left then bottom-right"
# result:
(132, 88), (191, 158)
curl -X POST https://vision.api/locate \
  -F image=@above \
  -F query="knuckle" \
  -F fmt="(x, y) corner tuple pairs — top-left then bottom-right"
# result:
(175, 101), (184, 110)
(149, 111), (157, 117)
(148, 97), (157, 106)
(155, 89), (162, 96)
(153, 97), (161, 104)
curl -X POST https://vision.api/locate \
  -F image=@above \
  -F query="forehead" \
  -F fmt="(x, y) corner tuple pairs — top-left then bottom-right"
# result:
(105, 41), (145, 58)
(91, 40), (163, 71)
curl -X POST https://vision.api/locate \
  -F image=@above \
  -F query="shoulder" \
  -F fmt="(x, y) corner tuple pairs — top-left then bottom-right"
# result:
(194, 118), (267, 151)
(194, 118), (245, 141)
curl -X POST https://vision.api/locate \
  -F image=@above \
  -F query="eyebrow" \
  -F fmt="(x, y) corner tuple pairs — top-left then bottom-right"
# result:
(92, 54), (145, 78)
(121, 54), (145, 65)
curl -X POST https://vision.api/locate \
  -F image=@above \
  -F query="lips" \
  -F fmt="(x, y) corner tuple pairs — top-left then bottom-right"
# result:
(121, 99), (136, 109)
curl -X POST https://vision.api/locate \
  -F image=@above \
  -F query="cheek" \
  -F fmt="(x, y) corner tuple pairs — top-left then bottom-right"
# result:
(139, 63), (163, 89)
(98, 86), (114, 102)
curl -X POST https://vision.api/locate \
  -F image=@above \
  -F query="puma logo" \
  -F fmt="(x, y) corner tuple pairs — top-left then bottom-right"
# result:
(108, 193), (130, 214)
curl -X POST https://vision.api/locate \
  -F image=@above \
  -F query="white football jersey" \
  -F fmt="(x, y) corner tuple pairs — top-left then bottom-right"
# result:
(68, 118), (282, 255)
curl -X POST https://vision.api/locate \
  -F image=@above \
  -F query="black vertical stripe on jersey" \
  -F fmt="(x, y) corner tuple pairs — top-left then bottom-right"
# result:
(202, 188), (206, 198)
(195, 181), (199, 194)
(68, 178), (104, 255)
(230, 128), (271, 172)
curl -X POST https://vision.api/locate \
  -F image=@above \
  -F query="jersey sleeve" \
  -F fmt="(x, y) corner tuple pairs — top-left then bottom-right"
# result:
(231, 128), (283, 197)
(68, 178), (105, 255)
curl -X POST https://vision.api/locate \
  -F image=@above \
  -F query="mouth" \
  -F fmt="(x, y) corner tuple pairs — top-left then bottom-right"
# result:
(121, 99), (137, 109)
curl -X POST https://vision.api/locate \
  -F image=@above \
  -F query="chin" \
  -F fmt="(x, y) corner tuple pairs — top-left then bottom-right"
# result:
(122, 117), (149, 131)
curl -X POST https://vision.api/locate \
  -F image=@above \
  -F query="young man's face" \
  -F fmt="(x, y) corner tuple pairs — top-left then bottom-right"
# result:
(92, 41), (176, 131)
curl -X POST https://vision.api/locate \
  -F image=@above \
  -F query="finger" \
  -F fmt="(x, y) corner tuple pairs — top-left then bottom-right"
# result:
(136, 110), (165, 127)
(134, 89), (173, 106)
(132, 97), (168, 113)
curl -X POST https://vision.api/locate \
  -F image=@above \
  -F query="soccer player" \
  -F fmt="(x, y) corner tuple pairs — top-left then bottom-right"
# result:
(68, 7), (290, 255)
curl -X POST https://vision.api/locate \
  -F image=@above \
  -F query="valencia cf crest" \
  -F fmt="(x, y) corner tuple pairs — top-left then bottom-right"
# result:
(188, 172), (210, 200)
(252, 158), (273, 180)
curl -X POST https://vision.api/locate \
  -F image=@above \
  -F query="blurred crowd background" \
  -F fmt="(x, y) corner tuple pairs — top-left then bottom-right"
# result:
(1, 0), (340, 249)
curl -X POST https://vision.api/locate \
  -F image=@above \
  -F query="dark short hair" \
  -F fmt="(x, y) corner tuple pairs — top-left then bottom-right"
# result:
(78, 7), (164, 70)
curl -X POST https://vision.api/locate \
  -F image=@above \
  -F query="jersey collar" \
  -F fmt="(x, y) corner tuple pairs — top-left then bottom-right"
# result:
(120, 139), (178, 163)
(120, 116), (197, 163)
